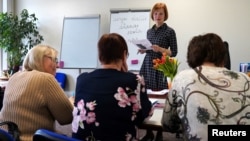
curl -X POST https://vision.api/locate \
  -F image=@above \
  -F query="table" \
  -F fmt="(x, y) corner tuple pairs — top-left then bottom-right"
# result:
(139, 93), (167, 141)
(140, 99), (165, 129)
(0, 80), (8, 88)
(145, 92), (167, 125)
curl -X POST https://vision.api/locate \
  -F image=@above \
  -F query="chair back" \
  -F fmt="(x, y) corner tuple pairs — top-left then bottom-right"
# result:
(0, 129), (15, 141)
(33, 129), (81, 141)
(223, 41), (231, 70)
(55, 72), (67, 90)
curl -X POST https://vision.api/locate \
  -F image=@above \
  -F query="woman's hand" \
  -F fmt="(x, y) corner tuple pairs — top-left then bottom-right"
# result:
(152, 45), (172, 56)
(152, 45), (162, 52)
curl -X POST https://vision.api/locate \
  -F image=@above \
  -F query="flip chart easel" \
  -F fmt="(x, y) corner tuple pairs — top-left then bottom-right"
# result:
(110, 9), (150, 71)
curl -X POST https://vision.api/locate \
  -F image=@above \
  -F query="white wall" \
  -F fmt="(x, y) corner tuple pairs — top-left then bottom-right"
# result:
(14, 0), (250, 93)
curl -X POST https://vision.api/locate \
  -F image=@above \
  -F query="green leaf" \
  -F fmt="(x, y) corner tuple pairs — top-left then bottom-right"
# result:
(0, 9), (44, 70)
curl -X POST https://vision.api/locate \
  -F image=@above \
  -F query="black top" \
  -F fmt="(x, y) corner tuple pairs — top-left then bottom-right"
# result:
(72, 69), (152, 141)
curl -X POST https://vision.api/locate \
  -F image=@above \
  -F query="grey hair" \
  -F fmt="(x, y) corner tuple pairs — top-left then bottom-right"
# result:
(22, 44), (58, 71)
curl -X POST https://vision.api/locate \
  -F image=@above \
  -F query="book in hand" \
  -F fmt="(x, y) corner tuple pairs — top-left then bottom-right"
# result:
(131, 39), (152, 50)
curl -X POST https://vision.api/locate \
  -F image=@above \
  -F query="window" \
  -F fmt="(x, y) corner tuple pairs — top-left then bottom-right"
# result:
(0, 0), (14, 72)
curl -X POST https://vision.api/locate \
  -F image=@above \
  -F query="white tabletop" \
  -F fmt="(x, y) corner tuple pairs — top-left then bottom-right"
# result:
(0, 80), (8, 88)
(142, 99), (165, 128)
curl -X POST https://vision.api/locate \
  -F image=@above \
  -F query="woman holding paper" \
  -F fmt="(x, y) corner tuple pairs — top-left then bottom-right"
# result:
(138, 2), (178, 141)
(138, 2), (178, 90)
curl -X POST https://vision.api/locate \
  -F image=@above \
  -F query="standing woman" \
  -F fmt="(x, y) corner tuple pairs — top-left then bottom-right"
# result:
(139, 2), (178, 90)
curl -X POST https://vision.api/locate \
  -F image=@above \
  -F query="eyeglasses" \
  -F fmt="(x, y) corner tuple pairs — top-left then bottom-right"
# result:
(44, 55), (58, 64)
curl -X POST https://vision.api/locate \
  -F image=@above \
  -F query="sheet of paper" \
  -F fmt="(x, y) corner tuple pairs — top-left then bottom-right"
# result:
(147, 89), (169, 95)
(149, 98), (165, 108)
(131, 39), (152, 50)
(149, 98), (158, 105)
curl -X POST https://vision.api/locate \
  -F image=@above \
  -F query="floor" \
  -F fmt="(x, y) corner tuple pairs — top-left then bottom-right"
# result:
(55, 122), (183, 141)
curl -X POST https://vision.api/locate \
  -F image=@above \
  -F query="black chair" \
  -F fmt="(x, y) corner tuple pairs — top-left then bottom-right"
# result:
(224, 41), (231, 70)
(0, 121), (20, 141)
(33, 129), (81, 141)
(0, 129), (14, 141)
(0, 87), (4, 110)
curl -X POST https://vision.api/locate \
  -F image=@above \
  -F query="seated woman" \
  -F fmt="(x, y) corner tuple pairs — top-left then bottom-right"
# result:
(72, 33), (152, 141)
(0, 45), (73, 141)
(161, 33), (250, 141)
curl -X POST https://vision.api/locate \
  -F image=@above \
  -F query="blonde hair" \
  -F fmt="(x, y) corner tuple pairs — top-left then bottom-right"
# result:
(22, 44), (58, 71)
(151, 2), (168, 21)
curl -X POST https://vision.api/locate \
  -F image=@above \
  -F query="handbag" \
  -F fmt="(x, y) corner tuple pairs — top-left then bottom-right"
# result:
(161, 97), (182, 134)
(0, 121), (20, 141)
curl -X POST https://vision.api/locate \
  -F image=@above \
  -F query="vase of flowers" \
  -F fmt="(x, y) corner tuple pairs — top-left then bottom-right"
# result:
(153, 52), (180, 89)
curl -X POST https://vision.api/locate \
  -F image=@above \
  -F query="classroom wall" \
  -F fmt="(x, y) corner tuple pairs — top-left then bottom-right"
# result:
(14, 0), (250, 94)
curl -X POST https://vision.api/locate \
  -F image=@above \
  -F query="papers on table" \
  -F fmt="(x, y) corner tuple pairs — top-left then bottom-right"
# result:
(0, 76), (8, 81)
(131, 39), (152, 50)
(0, 81), (8, 88)
(149, 98), (165, 108)
(149, 98), (158, 105)
(147, 89), (169, 95)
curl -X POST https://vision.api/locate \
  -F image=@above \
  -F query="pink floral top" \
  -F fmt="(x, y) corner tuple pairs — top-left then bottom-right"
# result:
(72, 69), (152, 141)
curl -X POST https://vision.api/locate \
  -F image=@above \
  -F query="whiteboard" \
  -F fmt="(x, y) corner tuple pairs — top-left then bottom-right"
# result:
(110, 9), (150, 71)
(60, 16), (100, 68)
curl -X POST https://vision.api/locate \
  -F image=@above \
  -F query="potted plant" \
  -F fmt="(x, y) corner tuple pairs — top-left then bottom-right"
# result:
(0, 9), (44, 74)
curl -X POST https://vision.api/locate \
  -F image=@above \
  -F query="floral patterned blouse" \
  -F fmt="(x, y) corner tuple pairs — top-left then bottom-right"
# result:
(72, 69), (152, 141)
(161, 66), (250, 141)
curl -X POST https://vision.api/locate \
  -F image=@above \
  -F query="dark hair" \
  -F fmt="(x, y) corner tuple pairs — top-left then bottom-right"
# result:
(151, 2), (168, 21)
(187, 33), (226, 68)
(98, 33), (128, 64)
(223, 41), (231, 70)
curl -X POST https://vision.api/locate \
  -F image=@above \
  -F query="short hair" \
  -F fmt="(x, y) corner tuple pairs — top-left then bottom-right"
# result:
(223, 41), (231, 70)
(187, 33), (226, 68)
(151, 2), (168, 21)
(98, 33), (128, 64)
(22, 44), (58, 71)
